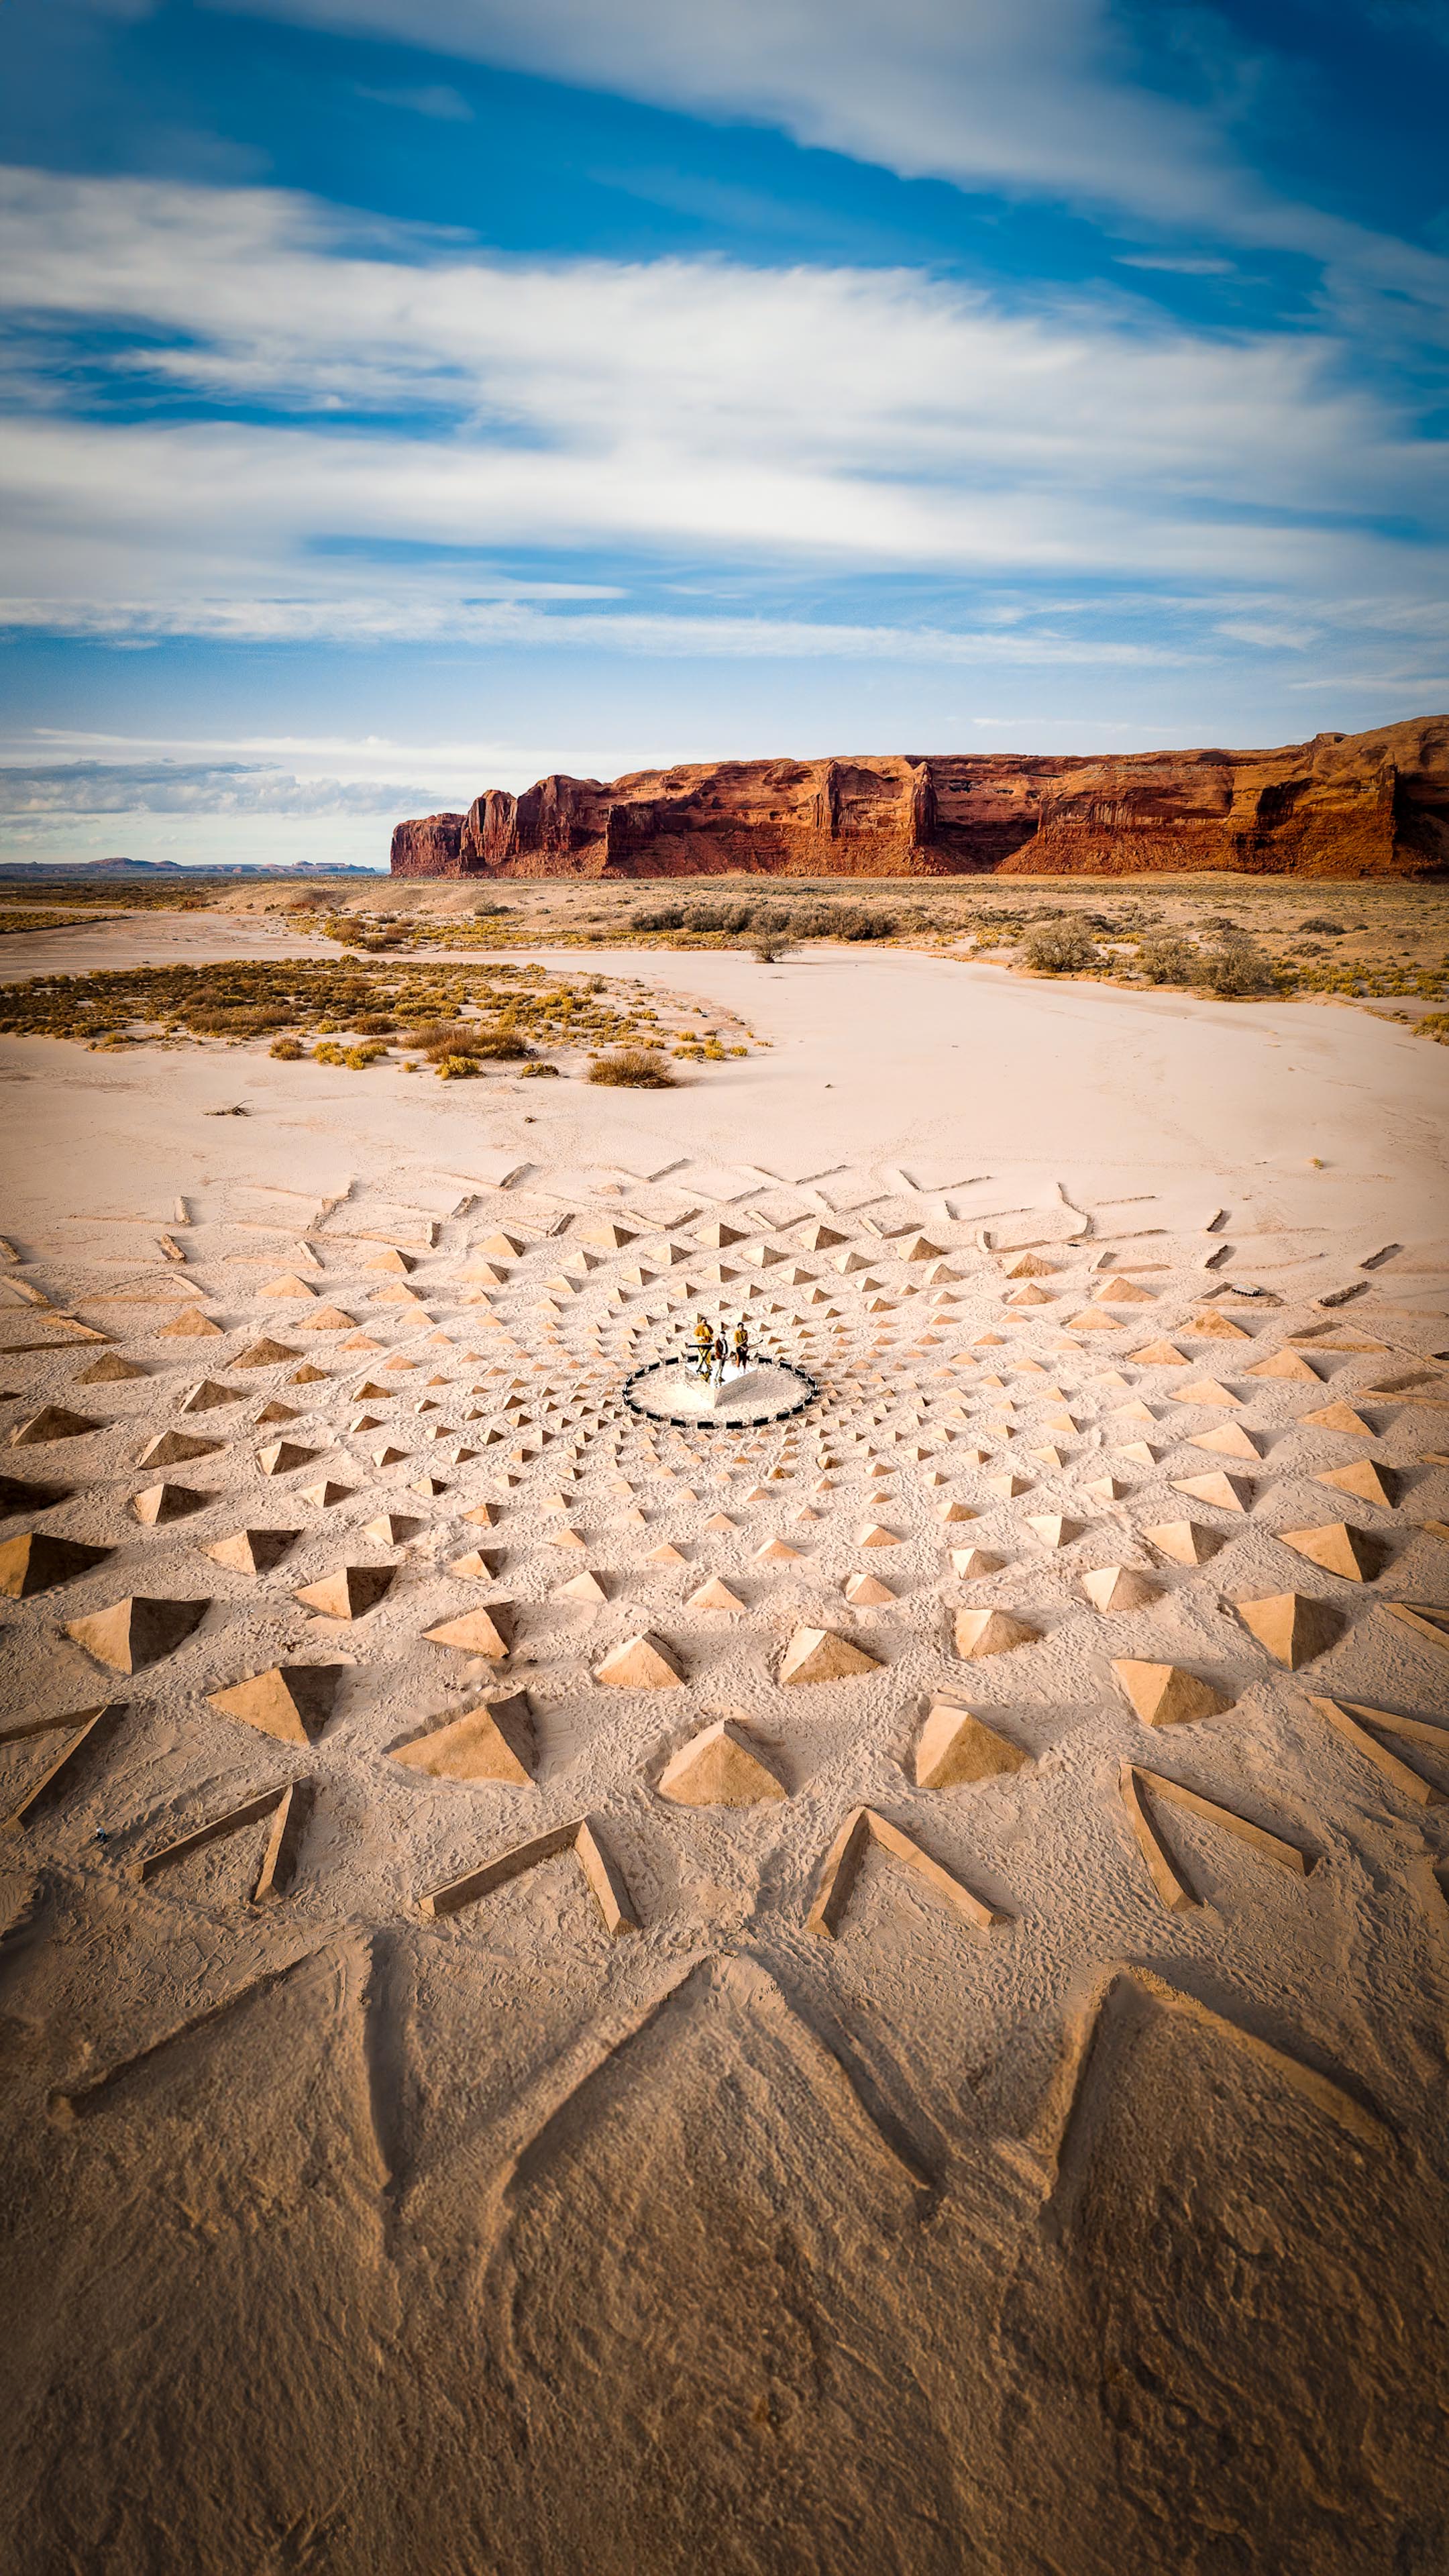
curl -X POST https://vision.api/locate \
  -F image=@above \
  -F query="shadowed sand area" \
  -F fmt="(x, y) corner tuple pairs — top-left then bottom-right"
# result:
(1, 935), (1446, 2576)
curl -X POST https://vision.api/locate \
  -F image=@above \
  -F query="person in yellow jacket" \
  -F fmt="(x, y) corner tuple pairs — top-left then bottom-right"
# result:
(692, 1312), (713, 1378)
(732, 1320), (750, 1373)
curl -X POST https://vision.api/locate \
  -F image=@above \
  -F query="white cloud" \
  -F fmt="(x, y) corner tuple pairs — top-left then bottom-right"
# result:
(1, 166), (1444, 661)
(0, 759), (432, 814)
(205, 0), (1449, 322)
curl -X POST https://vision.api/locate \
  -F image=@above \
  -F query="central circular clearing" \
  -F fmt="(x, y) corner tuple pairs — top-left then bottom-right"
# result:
(623, 1355), (819, 1428)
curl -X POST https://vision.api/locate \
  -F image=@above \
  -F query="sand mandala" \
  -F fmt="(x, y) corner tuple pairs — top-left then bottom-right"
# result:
(2, 1152), (1447, 2268)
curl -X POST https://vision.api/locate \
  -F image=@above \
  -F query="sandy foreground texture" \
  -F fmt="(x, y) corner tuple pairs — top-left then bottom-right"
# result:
(1, 941), (1448, 2576)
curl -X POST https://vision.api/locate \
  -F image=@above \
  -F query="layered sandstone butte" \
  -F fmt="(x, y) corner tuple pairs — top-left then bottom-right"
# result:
(392, 712), (1449, 881)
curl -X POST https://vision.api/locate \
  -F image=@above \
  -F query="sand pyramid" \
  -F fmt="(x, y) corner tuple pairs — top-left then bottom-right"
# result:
(258, 1274), (317, 1301)
(1302, 1400), (1375, 1436)
(259, 1399), (305, 1426)
(1004, 1252), (1057, 1279)
(136, 1429), (223, 1471)
(1244, 1348), (1320, 1383)
(1080, 1564), (1161, 1614)
(1170, 1471), (1252, 1512)
(754, 1536), (802, 1563)
(231, 1338), (299, 1368)
(898, 1236), (942, 1262)
(1126, 1342), (1188, 1367)
(1315, 1459), (1395, 1507)
(1185, 1309), (1252, 1341)
(557, 1570), (609, 1605)
(0, 1532), (109, 1598)
(938, 1499), (976, 1523)
(75, 1354), (147, 1384)
(657, 1718), (787, 1807)
(207, 1662), (343, 1743)
(914, 1698), (1028, 1788)
(1082, 1474), (1132, 1504)
(66, 1595), (209, 1672)
(11, 1406), (99, 1446)
(1189, 1422), (1263, 1460)
(448, 1548), (502, 1578)
(844, 1570), (896, 1606)
(1112, 1658), (1231, 1727)
(595, 1632), (684, 1688)
(1025, 1513), (1078, 1549)
(258, 1440), (320, 1476)
(1143, 1519), (1217, 1565)
(949, 1546), (1000, 1577)
(645, 1542), (688, 1566)
(1172, 1379), (1242, 1409)
(294, 1564), (396, 1620)
(983, 1472), (1030, 1501)
(479, 1232), (525, 1258)
(423, 1605), (512, 1658)
(299, 1306), (356, 1332)
(301, 1479), (353, 1508)
(1235, 1591), (1339, 1667)
(688, 1574), (745, 1611)
(366, 1247), (415, 1274)
(763, 1612), (880, 1686)
(1006, 1283), (1053, 1309)
(157, 1309), (224, 1340)
(203, 1528), (297, 1574)
(856, 1522), (899, 1548)
(953, 1607), (1038, 1660)
(392, 1690), (533, 1784)
(463, 1499), (502, 1527)
(1279, 1521), (1377, 1582)
(131, 1481), (210, 1525)
(1091, 1276), (1155, 1303)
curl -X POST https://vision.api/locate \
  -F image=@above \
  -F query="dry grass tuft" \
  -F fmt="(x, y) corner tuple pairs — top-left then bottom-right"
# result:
(587, 1047), (678, 1087)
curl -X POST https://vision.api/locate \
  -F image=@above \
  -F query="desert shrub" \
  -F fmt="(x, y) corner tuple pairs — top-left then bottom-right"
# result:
(521, 1061), (560, 1077)
(1024, 922), (1099, 973)
(421, 1020), (529, 1063)
(588, 1047), (677, 1087)
(269, 1036), (305, 1060)
(1415, 1012), (1449, 1043)
(315, 1038), (386, 1068)
(436, 1053), (482, 1079)
(1201, 938), (1279, 998)
(1298, 916), (1344, 935)
(752, 938), (783, 963)
(839, 910), (895, 940)
(1134, 935), (1201, 985)
(188, 1005), (291, 1035)
(633, 903), (686, 931)
(351, 1012), (395, 1035)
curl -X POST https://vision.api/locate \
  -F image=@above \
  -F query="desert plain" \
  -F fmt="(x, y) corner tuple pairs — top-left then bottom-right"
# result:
(1, 896), (1448, 2576)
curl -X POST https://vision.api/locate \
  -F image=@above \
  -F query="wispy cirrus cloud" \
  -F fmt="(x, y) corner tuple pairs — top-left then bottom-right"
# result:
(205, 0), (1449, 329)
(1, 166), (1444, 672)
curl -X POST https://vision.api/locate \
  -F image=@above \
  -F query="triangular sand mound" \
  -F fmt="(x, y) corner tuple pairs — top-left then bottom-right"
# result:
(1235, 1592), (1340, 1668)
(914, 1699), (1028, 1788)
(1080, 1564), (1162, 1614)
(202, 1527), (297, 1575)
(131, 1481), (209, 1525)
(207, 1662), (344, 1743)
(594, 1632), (684, 1688)
(780, 1627), (881, 1684)
(67, 1595), (209, 1672)
(688, 1575), (745, 1610)
(0, 1532), (109, 1597)
(1279, 1522), (1377, 1582)
(657, 1719), (787, 1807)
(11, 1405), (99, 1446)
(424, 1605), (513, 1658)
(294, 1564), (396, 1620)
(953, 1607), (1038, 1660)
(1112, 1658), (1232, 1727)
(392, 1690), (534, 1784)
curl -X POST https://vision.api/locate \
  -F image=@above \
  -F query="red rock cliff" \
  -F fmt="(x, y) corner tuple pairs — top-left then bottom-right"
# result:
(390, 714), (1449, 880)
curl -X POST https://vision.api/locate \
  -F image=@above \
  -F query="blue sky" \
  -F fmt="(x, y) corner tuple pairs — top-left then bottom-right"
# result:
(1, 0), (1446, 868)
